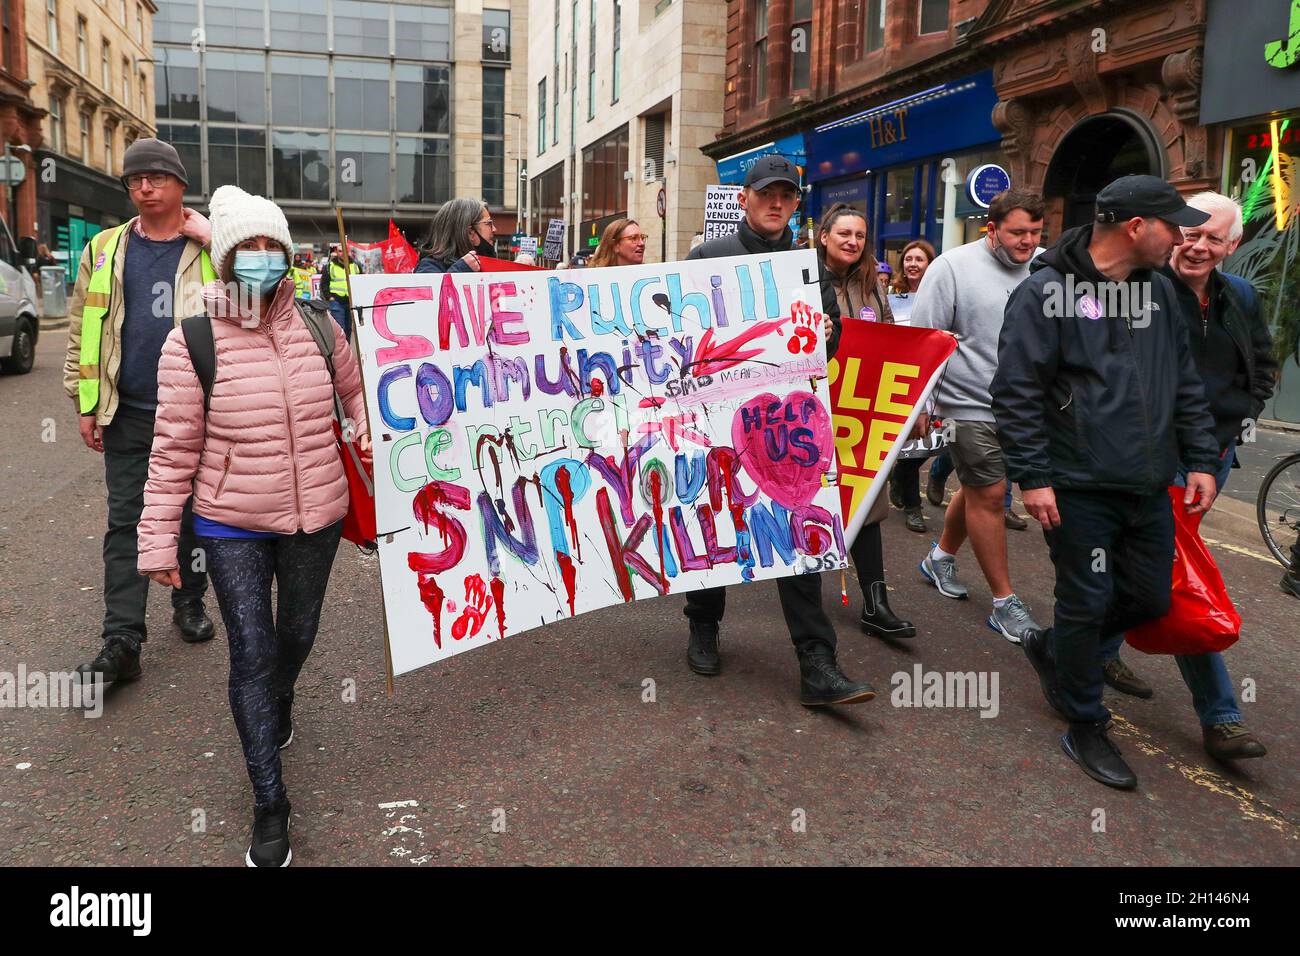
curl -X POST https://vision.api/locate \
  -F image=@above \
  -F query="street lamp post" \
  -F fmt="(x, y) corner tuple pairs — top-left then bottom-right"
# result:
(505, 111), (524, 236)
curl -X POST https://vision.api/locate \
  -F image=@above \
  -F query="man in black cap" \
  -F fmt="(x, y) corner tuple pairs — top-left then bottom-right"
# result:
(991, 174), (1221, 789)
(681, 155), (876, 707)
(65, 137), (217, 690)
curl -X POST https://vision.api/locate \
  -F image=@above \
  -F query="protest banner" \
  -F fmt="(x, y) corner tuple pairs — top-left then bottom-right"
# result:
(350, 249), (846, 676)
(703, 185), (744, 242)
(828, 321), (957, 544)
(518, 236), (538, 257)
(544, 219), (566, 261)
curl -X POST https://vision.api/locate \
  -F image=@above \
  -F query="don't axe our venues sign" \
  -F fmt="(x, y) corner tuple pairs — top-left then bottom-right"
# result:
(350, 250), (849, 676)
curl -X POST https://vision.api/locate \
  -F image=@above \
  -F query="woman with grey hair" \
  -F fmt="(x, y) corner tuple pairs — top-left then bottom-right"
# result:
(414, 197), (497, 274)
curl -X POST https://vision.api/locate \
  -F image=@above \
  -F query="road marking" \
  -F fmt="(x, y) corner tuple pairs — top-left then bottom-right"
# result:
(378, 799), (419, 809)
(1201, 536), (1278, 565)
(1110, 714), (1298, 840)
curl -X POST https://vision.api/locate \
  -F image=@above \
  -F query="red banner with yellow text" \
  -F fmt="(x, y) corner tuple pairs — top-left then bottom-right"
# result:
(829, 322), (957, 545)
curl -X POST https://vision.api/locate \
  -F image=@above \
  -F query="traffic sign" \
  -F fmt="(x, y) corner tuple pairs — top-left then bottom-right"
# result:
(0, 156), (27, 186)
(657, 187), (666, 219)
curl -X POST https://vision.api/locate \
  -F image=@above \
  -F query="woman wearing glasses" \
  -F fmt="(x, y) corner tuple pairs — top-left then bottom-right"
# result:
(414, 198), (498, 274)
(588, 219), (647, 268)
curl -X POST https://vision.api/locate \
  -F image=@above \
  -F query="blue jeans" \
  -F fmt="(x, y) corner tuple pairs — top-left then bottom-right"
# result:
(1101, 447), (1242, 727)
(327, 298), (351, 342)
(930, 451), (1013, 508)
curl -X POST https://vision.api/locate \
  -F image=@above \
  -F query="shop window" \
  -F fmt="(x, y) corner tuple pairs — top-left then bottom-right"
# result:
(751, 0), (768, 103)
(790, 0), (812, 92)
(919, 0), (948, 35)
(883, 167), (916, 224)
(864, 0), (885, 53)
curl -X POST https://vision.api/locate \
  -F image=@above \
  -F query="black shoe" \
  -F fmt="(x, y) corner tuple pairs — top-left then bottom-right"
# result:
(1022, 627), (1066, 718)
(1281, 571), (1300, 600)
(1102, 657), (1154, 699)
(799, 650), (876, 706)
(75, 639), (142, 687)
(1061, 722), (1137, 790)
(903, 507), (927, 534)
(925, 472), (946, 507)
(686, 620), (721, 676)
(246, 798), (292, 867)
(889, 479), (904, 510)
(173, 603), (215, 643)
(278, 699), (294, 750)
(860, 581), (916, 639)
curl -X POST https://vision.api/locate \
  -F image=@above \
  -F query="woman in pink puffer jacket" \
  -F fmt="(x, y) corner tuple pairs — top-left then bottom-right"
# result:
(138, 186), (371, 868)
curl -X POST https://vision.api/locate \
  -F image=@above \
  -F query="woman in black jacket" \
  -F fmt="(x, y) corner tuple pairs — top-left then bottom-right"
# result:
(415, 198), (496, 274)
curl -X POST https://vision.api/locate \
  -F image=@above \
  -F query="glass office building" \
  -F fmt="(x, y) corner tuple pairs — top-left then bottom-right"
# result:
(153, 0), (520, 248)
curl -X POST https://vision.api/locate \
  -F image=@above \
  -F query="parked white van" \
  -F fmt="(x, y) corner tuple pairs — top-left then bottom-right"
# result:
(0, 215), (40, 374)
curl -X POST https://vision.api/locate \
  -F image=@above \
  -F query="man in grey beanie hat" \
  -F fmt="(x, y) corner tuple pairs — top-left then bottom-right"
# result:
(66, 136), (218, 691)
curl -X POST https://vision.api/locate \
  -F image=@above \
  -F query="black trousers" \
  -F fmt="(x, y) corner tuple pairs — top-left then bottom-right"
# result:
(683, 573), (837, 656)
(101, 404), (207, 652)
(1044, 488), (1173, 724)
(890, 458), (923, 509)
(849, 521), (884, 601)
(204, 522), (342, 809)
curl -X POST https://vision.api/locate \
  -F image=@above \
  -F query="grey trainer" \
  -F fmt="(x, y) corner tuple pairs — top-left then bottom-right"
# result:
(987, 595), (1042, 645)
(919, 546), (969, 599)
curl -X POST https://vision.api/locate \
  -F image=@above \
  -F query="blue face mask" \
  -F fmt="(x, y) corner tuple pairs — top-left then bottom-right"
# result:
(232, 250), (289, 295)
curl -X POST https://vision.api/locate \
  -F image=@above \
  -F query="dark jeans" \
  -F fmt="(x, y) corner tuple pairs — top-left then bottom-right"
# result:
(850, 521), (885, 597)
(327, 298), (351, 341)
(1044, 489), (1174, 724)
(101, 404), (207, 653)
(891, 459), (923, 509)
(203, 521), (342, 809)
(684, 574), (837, 657)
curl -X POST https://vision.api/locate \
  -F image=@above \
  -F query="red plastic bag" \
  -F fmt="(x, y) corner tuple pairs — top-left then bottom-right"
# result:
(1126, 486), (1240, 655)
(334, 420), (377, 552)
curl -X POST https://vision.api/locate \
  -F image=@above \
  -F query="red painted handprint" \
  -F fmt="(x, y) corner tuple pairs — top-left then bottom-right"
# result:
(451, 574), (493, 641)
(788, 301), (820, 355)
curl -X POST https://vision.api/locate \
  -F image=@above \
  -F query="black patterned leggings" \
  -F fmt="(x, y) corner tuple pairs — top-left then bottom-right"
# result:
(200, 521), (343, 809)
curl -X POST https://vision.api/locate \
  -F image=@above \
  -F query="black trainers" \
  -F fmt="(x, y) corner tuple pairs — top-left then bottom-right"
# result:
(686, 620), (721, 676)
(799, 649), (876, 706)
(1021, 627), (1067, 719)
(1102, 657), (1154, 699)
(173, 603), (216, 643)
(1061, 721), (1137, 790)
(75, 639), (142, 687)
(860, 581), (916, 639)
(246, 799), (292, 867)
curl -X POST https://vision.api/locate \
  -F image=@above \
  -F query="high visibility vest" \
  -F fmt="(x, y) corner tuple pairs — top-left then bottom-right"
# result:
(77, 224), (217, 414)
(328, 259), (360, 298)
(292, 267), (313, 299)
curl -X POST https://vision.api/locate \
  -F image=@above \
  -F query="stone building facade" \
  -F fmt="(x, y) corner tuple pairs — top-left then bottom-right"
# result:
(1, 0), (49, 240)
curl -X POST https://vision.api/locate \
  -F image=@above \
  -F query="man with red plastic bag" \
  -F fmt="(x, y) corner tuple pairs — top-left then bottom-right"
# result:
(991, 176), (1221, 790)
(1096, 192), (1274, 762)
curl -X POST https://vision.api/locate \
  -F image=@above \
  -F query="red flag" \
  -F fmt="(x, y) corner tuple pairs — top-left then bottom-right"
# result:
(828, 322), (957, 544)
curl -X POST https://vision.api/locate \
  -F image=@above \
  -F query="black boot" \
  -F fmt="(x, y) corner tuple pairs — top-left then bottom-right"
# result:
(1061, 721), (1137, 790)
(1021, 627), (1067, 719)
(173, 602), (216, 643)
(686, 620), (721, 676)
(860, 581), (916, 639)
(798, 648), (875, 706)
(246, 798), (292, 868)
(75, 639), (142, 687)
(1281, 570), (1300, 600)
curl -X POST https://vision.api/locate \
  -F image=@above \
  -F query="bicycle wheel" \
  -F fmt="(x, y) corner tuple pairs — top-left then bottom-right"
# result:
(1256, 452), (1300, 571)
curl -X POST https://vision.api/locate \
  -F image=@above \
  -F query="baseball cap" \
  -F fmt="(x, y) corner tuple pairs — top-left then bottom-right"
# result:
(1095, 175), (1210, 228)
(744, 155), (801, 191)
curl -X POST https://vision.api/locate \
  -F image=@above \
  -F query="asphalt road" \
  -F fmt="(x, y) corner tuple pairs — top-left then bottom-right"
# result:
(2, 332), (1297, 866)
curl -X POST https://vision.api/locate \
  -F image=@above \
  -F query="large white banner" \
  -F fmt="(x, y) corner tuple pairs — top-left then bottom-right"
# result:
(350, 251), (848, 676)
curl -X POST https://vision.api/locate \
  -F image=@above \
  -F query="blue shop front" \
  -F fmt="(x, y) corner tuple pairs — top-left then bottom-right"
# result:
(806, 71), (1004, 270)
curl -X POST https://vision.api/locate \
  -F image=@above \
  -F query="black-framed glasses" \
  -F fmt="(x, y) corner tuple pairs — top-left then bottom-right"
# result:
(124, 173), (171, 190)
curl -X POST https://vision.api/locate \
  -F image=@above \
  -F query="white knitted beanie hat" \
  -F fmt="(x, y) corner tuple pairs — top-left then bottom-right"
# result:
(208, 185), (294, 277)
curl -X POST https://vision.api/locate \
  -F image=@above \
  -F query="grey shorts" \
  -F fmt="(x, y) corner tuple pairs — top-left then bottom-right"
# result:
(947, 419), (1006, 488)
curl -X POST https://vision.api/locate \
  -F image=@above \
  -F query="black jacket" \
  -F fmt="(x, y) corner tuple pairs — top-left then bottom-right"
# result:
(414, 252), (474, 275)
(686, 220), (842, 358)
(990, 224), (1220, 494)
(1163, 266), (1277, 451)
